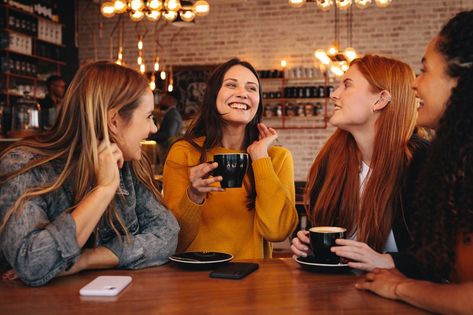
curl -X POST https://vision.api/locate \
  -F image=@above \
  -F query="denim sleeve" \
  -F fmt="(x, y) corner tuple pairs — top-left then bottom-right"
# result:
(102, 181), (179, 269)
(0, 162), (81, 287)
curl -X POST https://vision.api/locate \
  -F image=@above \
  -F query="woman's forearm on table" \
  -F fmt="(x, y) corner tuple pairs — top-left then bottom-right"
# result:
(396, 280), (473, 315)
(71, 186), (116, 247)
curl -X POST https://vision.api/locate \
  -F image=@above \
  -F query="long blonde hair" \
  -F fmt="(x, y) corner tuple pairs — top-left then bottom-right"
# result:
(305, 55), (418, 251)
(0, 61), (163, 240)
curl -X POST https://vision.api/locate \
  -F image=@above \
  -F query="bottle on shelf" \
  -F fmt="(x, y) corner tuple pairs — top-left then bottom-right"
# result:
(10, 90), (42, 136)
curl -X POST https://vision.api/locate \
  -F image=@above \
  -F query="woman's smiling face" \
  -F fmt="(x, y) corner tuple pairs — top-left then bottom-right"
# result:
(413, 36), (458, 129)
(216, 65), (260, 127)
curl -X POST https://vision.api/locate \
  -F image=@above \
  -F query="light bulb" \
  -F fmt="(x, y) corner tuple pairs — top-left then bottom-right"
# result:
(341, 63), (350, 72)
(140, 63), (146, 73)
(180, 10), (195, 22)
(288, 0), (306, 8)
(375, 0), (392, 7)
(149, 76), (156, 91)
(160, 71), (166, 80)
(154, 59), (160, 71)
(138, 40), (143, 50)
(137, 56), (143, 65)
(327, 46), (338, 56)
(115, 59), (122, 65)
(100, 2), (115, 18)
(336, 0), (352, 10)
(165, 0), (181, 11)
(316, 0), (333, 11)
(355, 0), (372, 9)
(113, 0), (127, 13)
(163, 10), (178, 21)
(193, 0), (210, 16)
(280, 59), (287, 68)
(130, 0), (144, 11)
(167, 83), (174, 92)
(330, 64), (344, 76)
(146, 10), (161, 21)
(130, 10), (145, 21)
(344, 47), (357, 61)
(315, 49), (331, 65)
(118, 47), (123, 60)
(147, 0), (163, 10)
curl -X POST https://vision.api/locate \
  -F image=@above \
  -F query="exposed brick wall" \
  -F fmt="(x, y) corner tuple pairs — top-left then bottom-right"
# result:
(77, 0), (472, 180)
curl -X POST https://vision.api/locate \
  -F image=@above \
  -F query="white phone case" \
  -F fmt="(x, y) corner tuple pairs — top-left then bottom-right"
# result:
(79, 276), (132, 296)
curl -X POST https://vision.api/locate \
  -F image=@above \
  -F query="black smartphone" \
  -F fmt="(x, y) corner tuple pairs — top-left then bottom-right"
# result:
(209, 262), (259, 280)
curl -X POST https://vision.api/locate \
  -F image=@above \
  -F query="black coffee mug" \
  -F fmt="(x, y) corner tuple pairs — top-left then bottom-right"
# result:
(309, 226), (346, 264)
(212, 153), (248, 188)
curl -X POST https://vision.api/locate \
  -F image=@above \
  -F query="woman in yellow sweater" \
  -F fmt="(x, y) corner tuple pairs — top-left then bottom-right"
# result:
(163, 58), (298, 259)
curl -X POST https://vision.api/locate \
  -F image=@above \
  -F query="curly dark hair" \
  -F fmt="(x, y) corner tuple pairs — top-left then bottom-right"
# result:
(411, 10), (473, 282)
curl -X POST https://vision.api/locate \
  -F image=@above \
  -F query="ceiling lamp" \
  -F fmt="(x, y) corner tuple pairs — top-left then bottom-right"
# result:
(100, 0), (209, 24)
(288, 0), (392, 10)
(314, 4), (358, 76)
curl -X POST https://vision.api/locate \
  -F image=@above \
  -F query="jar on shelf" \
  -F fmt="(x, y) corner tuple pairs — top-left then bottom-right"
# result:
(11, 91), (42, 133)
(304, 103), (314, 117)
(264, 104), (274, 118)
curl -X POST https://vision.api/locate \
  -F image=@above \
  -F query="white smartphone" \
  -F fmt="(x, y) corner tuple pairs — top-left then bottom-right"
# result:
(79, 276), (132, 297)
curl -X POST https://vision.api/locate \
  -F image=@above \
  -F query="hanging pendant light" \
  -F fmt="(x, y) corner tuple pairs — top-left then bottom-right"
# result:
(288, 0), (307, 8)
(354, 0), (372, 9)
(336, 0), (352, 10)
(375, 0), (392, 7)
(100, 0), (210, 24)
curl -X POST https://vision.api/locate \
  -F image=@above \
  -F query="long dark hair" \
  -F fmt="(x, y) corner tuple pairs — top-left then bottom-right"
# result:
(180, 58), (264, 209)
(411, 10), (473, 282)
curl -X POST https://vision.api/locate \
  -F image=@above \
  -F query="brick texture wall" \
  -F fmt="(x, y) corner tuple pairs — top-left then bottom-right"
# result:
(77, 0), (472, 180)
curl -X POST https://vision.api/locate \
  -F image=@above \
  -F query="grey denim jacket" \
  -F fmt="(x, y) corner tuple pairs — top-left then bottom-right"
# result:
(0, 148), (179, 287)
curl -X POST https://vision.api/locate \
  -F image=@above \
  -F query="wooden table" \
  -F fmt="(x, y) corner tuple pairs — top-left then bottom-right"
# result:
(0, 258), (428, 315)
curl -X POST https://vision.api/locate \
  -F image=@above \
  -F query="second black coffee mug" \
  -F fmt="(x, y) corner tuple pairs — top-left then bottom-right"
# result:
(309, 226), (346, 264)
(212, 153), (248, 188)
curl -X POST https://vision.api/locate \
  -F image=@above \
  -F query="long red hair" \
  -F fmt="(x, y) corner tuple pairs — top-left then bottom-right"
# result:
(305, 55), (418, 251)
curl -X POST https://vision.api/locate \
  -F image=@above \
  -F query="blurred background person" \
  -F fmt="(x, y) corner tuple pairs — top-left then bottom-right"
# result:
(39, 75), (66, 130)
(149, 94), (183, 173)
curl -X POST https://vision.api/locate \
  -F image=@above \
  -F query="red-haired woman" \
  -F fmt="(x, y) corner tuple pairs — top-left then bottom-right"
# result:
(291, 55), (429, 272)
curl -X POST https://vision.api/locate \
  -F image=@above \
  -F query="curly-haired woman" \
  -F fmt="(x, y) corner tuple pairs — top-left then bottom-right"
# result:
(357, 10), (473, 314)
(0, 62), (179, 286)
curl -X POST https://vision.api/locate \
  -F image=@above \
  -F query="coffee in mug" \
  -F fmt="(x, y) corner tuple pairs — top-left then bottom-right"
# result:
(309, 226), (346, 264)
(212, 153), (248, 188)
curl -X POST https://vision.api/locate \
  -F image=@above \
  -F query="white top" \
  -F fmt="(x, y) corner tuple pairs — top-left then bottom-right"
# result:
(354, 161), (399, 253)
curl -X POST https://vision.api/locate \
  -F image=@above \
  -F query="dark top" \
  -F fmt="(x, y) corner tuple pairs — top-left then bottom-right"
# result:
(38, 95), (57, 129)
(389, 134), (430, 277)
(150, 107), (183, 151)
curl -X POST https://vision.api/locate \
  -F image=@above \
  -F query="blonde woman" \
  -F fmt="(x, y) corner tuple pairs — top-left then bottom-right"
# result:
(291, 55), (429, 272)
(0, 61), (179, 287)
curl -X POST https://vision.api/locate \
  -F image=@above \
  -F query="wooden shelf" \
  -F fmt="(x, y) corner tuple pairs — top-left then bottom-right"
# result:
(263, 97), (327, 102)
(1, 3), (64, 26)
(0, 48), (66, 65)
(0, 72), (37, 81)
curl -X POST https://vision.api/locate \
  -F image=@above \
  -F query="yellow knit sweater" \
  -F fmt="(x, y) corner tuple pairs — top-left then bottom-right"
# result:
(163, 137), (298, 259)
